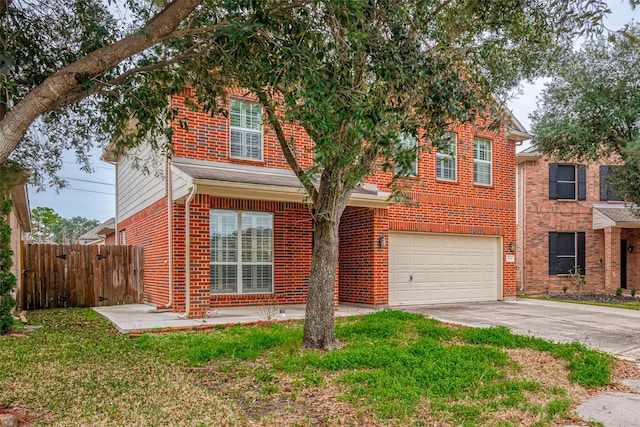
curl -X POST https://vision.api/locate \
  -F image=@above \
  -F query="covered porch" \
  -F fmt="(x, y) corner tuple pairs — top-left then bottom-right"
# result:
(593, 205), (640, 291)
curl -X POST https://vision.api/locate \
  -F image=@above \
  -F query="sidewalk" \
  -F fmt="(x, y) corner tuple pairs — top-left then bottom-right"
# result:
(93, 303), (376, 334)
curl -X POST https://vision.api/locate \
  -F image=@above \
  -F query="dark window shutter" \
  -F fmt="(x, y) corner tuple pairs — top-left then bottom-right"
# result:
(549, 232), (558, 275)
(549, 164), (558, 200)
(577, 232), (586, 275)
(578, 166), (587, 200)
(600, 166), (609, 201)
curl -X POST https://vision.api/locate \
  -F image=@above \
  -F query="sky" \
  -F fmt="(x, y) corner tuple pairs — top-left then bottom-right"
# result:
(27, 1), (639, 222)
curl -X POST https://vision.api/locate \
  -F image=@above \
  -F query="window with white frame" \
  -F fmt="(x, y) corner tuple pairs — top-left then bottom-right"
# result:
(474, 137), (492, 185)
(436, 132), (457, 181)
(210, 209), (273, 294)
(395, 134), (418, 177)
(229, 99), (263, 161)
(119, 229), (126, 245)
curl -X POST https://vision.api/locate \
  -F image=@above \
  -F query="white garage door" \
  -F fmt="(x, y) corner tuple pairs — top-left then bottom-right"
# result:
(389, 232), (501, 305)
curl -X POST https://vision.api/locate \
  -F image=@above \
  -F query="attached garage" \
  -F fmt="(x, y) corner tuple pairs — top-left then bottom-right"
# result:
(389, 232), (502, 305)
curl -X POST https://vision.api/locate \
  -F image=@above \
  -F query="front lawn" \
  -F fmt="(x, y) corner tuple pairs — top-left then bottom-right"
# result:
(0, 308), (627, 426)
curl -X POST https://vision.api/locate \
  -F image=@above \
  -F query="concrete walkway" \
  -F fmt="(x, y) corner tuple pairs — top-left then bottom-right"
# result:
(93, 303), (377, 334)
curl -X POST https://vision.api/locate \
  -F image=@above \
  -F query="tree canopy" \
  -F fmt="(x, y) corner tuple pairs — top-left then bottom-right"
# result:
(188, 0), (627, 348)
(29, 206), (99, 243)
(531, 23), (640, 205)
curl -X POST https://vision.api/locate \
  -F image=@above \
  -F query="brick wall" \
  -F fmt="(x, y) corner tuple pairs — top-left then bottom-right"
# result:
(171, 90), (315, 170)
(124, 91), (519, 311)
(382, 122), (517, 298)
(517, 156), (637, 294)
(117, 198), (170, 306)
(169, 196), (314, 316)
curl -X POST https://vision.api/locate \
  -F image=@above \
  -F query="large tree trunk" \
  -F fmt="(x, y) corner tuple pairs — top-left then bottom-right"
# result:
(0, 0), (202, 163)
(303, 175), (350, 350)
(303, 214), (341, 349)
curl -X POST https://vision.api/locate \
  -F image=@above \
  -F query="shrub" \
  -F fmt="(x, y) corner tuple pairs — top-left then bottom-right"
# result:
(616, 287), (623, 297)
(562, 285), (568, 293)
(632, 287), (637, 297)
(0, 164), (22, 335)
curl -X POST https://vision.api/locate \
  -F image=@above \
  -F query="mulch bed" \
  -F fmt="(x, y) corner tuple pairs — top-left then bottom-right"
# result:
(538, 292), (638, 304)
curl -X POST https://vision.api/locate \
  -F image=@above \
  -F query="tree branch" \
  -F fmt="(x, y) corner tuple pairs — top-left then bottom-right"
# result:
(263, 95), (318, 202)
(0, 0), (203, 163)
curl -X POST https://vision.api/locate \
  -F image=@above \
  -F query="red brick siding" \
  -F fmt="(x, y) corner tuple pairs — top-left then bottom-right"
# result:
(517, 156), (638, 294)
(171, 90), (315, 171)
(117, 198), (170, 306)
(381, 124), (517, 298)
(339, 207), (390, 305)
(129, 91), (518, 309)
(104, 232), (116, 245)
(168, 196), (314, 316)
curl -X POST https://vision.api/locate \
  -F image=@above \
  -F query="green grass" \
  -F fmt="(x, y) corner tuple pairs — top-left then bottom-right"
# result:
(0, 308), (613, 426)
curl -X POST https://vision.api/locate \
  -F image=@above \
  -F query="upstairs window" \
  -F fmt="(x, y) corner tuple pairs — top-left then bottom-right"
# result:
(474, 137), (492, 185)
(600, 166), (623, 202)
(549, 164), (586, 200)
(548, 232), (585, 275)
(230, 99), (263, 161)
(395, 134), (418, 177)
(436, 132), (457, 181)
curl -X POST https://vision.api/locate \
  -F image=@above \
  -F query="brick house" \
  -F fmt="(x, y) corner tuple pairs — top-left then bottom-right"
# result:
(103, 89), (530, 317)
(77, 217), (116, 245)
(516, 146), (640, 294)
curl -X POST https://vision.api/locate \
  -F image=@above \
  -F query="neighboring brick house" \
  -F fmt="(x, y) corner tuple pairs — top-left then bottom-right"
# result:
(77, 217), (116, 245)
(103, 89), (530, 317)
(516, 146), (640, 294)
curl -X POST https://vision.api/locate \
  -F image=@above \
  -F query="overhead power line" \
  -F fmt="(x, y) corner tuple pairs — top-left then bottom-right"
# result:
(62, 188), (115, 196)
(60, 176), (114, 186)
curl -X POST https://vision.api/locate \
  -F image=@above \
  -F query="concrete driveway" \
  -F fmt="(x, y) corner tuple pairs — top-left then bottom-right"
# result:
(399, 298), (640, 360)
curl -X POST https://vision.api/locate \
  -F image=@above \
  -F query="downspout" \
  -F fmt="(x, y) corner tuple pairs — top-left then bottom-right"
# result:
(178, 183), (197, 319)
(157, 156), (174, 309)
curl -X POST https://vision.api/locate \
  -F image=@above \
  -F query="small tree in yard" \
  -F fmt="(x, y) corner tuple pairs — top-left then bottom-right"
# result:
(197, 0), (615, 349)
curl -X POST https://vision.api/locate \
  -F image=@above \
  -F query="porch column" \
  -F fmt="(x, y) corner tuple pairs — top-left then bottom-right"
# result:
(604, 226), (621, 292)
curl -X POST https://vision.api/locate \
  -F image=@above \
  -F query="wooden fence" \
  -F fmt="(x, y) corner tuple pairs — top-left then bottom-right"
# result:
(20, 243), (144, 309)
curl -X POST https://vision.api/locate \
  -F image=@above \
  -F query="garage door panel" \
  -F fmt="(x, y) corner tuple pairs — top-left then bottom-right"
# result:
(389, 232), (500, 305)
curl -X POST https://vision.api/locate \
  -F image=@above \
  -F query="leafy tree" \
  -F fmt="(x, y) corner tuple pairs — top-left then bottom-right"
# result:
(0, 0), (203, 186)
(531, 24), (640, 206)
(191, 0), (619, 349)
(29, 206), (62, 243)
(29, 207), (99, 243)
(54, 216), (101, 244)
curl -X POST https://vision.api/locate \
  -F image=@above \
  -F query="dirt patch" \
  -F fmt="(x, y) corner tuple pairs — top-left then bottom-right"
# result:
(191, 349), (640, 427)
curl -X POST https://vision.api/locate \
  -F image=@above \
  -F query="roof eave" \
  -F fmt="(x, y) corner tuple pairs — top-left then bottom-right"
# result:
(186, 178), (393, 208)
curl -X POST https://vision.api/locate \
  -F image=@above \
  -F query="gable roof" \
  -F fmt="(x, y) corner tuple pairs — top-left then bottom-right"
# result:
(593, 205), (640, 229)
(77, 217), (115, 244)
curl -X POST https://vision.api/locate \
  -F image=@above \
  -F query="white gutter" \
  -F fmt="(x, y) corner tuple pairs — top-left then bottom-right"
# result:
(159, 155), (174, 309)
(177, 183), (197, 319)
